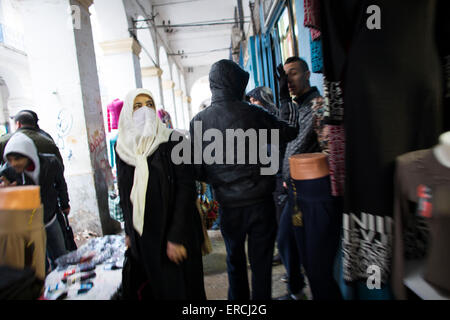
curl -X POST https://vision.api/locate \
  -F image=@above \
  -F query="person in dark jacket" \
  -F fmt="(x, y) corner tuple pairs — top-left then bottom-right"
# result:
(246, 86), (285, 266)
(276, 56), (341, 300)
(116, 88), (205, 300)
(0, 110), (64, 169)
(275, 56), (322, 300)
(0, 132), (70, 270)
(246, 86), (279, 117)
(190, 59), (299, 300)
(13, 109), (55, 142)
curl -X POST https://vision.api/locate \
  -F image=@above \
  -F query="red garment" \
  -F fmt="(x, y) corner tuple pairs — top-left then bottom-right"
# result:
(304, 0), (321, 40)
(328, 124), (345, 197)
(26, 162), (35, 172)
(107, 99), (124, 131)
(310, 28), (321, 41)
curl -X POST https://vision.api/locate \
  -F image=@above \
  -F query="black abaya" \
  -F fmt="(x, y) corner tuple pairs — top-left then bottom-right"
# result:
(116, 137), (206, 300)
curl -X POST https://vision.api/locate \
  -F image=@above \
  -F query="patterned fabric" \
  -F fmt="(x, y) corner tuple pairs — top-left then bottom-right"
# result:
(310, 37), (323, 73)
(279, 97), (301, 127)
(323, 78), (344, 123)
(310, 96), (329, 154)
(310, 28), (321, 41)
(157, 109), (173, 129)
(310, 95), (345, 197)
(304, 0), (321, 40)
(327, 125), (345, 197)
(196, 182), (219, 229)
(108, 190), (124, 222)
(322, 78), (346, 197)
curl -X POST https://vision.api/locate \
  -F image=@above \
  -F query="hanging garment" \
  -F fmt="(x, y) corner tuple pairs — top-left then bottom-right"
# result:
(310, 36), (323, 74)
(108, 189), (124, 223)
(327, 125), (345, 197)
(0, 186), (46, 281)
(304, 0), (321, 40)
(107, 99), (124, 132)
(309, 88), (345, 197)
(435, 1), (450, 132)
(392, 149), (450, 299)
(320, 1), (447, 298)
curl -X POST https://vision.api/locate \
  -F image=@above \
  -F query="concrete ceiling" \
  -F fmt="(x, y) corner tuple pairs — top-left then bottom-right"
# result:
(149, 0), (252, 70)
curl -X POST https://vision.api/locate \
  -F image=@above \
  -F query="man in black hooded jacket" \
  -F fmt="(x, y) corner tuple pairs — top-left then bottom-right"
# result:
(190, 59), (298, 300)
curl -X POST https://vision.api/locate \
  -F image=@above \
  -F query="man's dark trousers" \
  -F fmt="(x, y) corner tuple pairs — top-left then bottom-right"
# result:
(220, 198), (277, 300)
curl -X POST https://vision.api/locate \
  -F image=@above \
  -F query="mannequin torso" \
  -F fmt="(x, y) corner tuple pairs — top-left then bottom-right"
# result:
(433, 131), (450, 168)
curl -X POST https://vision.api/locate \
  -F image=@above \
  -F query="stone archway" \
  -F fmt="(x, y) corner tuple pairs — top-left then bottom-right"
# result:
(0, 64), (33, 127)
(190, 75), (211, 117)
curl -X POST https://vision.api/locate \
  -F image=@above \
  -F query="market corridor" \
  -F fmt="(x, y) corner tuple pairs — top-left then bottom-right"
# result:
(0, 0), (449, 302)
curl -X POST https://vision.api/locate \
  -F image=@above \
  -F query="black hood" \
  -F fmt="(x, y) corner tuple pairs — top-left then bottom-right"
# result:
(209, 59), (249, 103)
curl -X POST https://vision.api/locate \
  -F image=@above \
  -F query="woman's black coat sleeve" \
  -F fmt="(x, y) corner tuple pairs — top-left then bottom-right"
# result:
(166, 139), (198, 246)
(116, 153), (135, 238)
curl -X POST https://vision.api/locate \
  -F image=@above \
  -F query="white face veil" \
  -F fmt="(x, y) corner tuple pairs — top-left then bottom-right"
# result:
(115, 89), (173, 236)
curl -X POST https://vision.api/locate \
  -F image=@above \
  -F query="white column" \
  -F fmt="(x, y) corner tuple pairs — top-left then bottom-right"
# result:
(174, 89), (185, 129)
(183, 95), (193, 122)
(162, 79), (178, 127)
(18, 0), (121, 235)
(98, 38), (143, 101)
(141, 66), (163, 108)
(95, 0), (143, 102)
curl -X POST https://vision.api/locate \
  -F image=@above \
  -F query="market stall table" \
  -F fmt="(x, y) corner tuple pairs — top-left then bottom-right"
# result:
(44, 235), (125, 300)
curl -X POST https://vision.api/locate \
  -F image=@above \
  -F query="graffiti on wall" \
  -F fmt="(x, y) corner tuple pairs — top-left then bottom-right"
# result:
(56, 108), (74, 162)
(89, 129), (114, 189)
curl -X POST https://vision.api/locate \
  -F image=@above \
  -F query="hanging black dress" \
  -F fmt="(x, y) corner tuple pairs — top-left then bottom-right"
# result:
(320, 0), (448, 291)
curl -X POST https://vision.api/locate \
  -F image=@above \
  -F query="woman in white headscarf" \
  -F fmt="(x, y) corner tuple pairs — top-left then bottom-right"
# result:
(115, 89), (205, 300)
